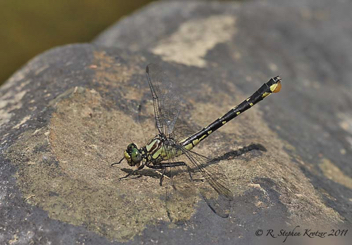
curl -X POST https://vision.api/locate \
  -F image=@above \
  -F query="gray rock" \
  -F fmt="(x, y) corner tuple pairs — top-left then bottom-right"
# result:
(1, 0), (352, 244)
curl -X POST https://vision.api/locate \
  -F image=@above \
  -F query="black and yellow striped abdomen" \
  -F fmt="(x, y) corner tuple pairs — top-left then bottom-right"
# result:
(181, 76), (281, 151)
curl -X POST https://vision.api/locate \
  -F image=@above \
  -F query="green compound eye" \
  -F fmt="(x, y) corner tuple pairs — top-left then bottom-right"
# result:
(131, 148), (141, 162)
(127, 143), (136, 151)
(124, 143), (141, 166)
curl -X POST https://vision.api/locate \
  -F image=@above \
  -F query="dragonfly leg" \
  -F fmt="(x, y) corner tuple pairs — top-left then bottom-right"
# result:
(119, 165), (144, 181)
(160, 162), (194, 181)
(111, 156), (124, 167)
(146, 165), (168, 186)
(150, 162), (187, 168)
(186, 166), (194, 181)
(149, 162), (188, 187)
(159, 167), (167, 186)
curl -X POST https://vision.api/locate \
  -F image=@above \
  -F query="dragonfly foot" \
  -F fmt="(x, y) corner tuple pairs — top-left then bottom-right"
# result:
(156, 169), (169, 186)
(119, 171), (137, 181)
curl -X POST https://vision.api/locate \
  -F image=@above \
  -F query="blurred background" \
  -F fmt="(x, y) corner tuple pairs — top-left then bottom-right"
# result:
(0, 0), (155, 86)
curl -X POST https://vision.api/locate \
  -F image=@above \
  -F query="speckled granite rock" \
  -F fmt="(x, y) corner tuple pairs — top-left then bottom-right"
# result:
(1, 0), (352, 244)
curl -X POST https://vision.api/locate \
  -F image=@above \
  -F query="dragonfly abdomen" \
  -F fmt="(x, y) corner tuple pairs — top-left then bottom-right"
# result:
(181, 76), (281, 151)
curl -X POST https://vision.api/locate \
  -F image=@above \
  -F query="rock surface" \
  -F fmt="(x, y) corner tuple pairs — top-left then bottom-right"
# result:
(1, 0), (352, 244)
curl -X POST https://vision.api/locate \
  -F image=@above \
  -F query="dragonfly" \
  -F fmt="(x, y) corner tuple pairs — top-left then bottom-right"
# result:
(112, 64), (281, 218)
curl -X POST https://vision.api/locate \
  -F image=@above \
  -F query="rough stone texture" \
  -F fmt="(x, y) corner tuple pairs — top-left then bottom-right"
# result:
(1, 0), (352, 244)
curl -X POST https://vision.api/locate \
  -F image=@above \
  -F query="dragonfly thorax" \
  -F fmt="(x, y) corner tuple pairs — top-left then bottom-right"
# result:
(124, 134), (178, 167)
(145, 134), (181, 163)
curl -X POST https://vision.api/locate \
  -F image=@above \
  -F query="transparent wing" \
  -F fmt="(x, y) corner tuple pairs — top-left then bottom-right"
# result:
(146, 64), (181, 136)
(156, 143), (196, 222)
(180, 147), (233, 218)
(165, 163), (198, 222)
(146, 64), (201, 142)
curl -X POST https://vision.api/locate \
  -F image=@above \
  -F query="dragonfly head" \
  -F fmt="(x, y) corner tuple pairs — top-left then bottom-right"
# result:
(124, 143), (142, 166)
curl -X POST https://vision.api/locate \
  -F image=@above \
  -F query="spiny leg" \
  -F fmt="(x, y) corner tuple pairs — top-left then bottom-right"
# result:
(111, 156), (124, 167)
(160, 162), (194, 182)
(150, 161), (190, 188)
(119, 165), (144, 181)
(159, 167), (167, 186)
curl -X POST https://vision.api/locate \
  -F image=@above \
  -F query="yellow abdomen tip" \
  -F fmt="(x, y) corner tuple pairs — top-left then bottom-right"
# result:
(273, 81), (282, 93)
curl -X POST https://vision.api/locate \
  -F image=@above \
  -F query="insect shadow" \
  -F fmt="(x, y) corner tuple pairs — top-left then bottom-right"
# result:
(119, 143), (267, 179)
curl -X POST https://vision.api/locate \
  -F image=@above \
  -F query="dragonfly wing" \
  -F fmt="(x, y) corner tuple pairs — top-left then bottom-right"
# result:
(180, 147), (233, 218)
(146, 64), (201, 140)
(146, 64), (181, 136)
(162, 145), (198, 222)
